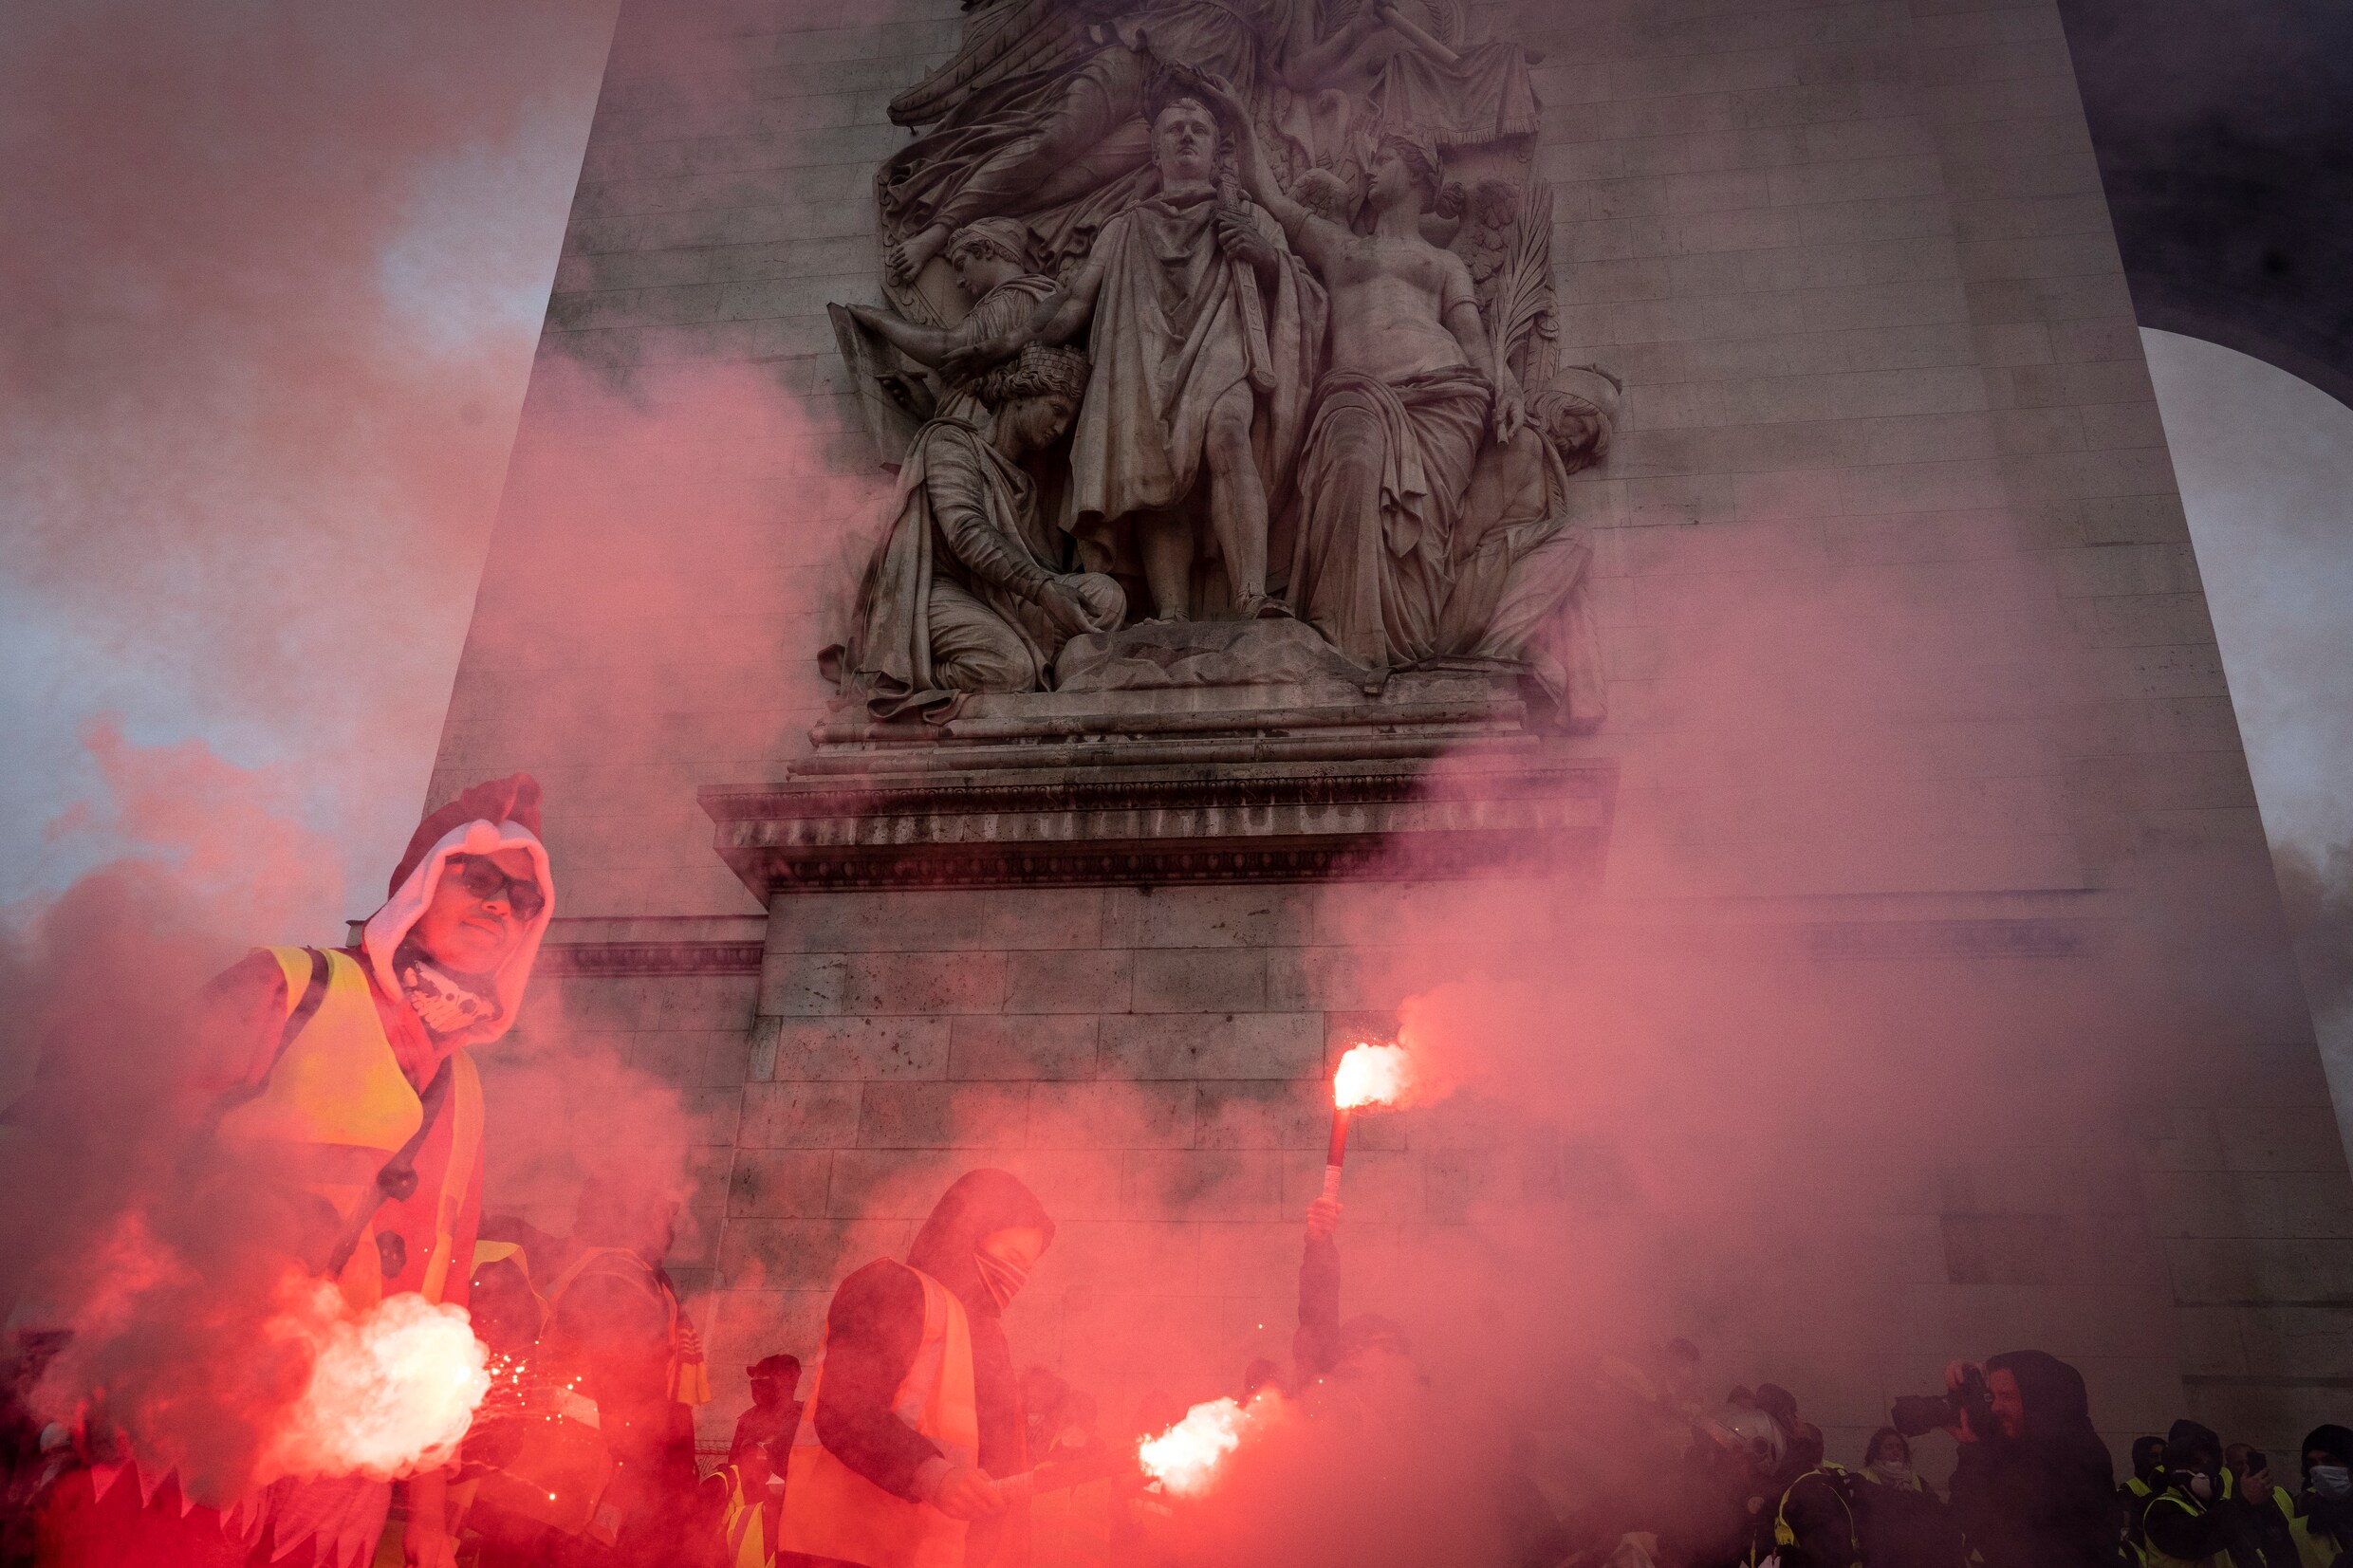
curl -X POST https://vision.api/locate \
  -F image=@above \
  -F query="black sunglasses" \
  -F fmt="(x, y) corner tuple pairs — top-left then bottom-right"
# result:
(447, 855), (546, 919)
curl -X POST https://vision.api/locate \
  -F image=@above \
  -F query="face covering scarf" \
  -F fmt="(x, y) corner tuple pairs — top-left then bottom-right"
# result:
(973, 1248), (1030, 1309)
(1870, 1461), (1913, 1485)
(397, 943), (503, 1038)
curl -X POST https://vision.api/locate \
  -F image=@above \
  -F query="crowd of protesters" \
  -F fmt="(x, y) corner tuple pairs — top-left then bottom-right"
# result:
(1552, 1341), (2353, 1568)
(6, 1172), (2353, 1568)
(6, 776), (2341, 1568)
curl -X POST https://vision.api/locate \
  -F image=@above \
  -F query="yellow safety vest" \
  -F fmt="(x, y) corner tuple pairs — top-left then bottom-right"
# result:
(2290, 1503), (2351, 1568)
(1030, 1475), (1113, 1568)
(718, 1466), (776, 1568)
(214, 947), (482, 1309)
(2143, 1490), (2228, 1568)
(2121, 1476), (2158, 1566)
(777, 1266), (979, 1568)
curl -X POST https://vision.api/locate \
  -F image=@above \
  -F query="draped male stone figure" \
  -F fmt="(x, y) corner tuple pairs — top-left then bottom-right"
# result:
(951, 91), (1326, 624)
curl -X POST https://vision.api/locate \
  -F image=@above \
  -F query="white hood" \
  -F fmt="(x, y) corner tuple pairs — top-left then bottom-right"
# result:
(361, 817), (553, 1048)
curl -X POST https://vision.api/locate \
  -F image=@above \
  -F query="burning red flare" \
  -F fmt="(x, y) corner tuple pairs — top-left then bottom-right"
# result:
(1137, 1392), (1282, 1498)
(1323, 1041), (1414, 1203)
(256, 1276), (490, 1483)
(1332, 1041), (1413, 1111)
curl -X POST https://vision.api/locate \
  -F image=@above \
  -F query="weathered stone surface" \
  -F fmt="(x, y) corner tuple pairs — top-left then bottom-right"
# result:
(1054, 618), (1370, 693)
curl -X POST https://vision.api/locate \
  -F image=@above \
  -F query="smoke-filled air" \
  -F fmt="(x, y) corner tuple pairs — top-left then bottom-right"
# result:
(5, 2), (2349, 1568)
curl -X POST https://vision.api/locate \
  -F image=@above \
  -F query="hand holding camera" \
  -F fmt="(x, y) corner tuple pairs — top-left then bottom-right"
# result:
(1889, 1361), (1993, 1442)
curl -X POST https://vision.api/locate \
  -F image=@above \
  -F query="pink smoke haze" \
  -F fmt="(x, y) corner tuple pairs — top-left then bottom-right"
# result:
(3, 5), (2325, 1561)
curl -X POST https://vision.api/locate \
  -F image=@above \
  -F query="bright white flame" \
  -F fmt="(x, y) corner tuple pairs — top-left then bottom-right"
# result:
(1332, 1041), (1412, 1110)
(1138, 1397), (1250, 1497)
(258, 1278), (490, 1482)
(1137, 1392), (1287, 1497)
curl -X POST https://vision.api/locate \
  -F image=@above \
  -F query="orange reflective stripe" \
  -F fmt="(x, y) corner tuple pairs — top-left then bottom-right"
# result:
(418, 1051), (481, 1303)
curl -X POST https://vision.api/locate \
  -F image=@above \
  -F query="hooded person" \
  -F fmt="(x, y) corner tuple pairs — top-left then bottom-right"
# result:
(777, 1169), (1055, 1568)
(2126, 1436), (2170, 1562)
(2141, 1418), (2275, 1568)
(2294, 1425), (2353, 1568)
(1942, 1350), (2120, 1568)
(34, 775), (553, 1568)
(1771, 1418), (1875, 1568)
(539, 1177), (712, 1567)
(2226, 1441), (2303, 1568)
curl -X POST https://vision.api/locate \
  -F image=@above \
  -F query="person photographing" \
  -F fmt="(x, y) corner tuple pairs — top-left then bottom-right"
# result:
(1910, 1350), (2116, 1568)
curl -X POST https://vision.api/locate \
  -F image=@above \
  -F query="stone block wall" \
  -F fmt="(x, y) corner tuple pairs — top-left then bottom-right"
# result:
(435, 0), (2353, 1462)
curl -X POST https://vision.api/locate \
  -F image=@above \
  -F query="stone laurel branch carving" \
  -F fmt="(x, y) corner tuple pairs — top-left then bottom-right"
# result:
(824, 0), (1611, 733)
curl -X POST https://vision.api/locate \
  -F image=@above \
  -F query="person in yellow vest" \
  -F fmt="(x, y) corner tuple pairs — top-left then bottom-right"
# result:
(2291, 1427), (2353, 1568)
(1771, 1424), (1862, 1568)
(2226, 1442), (2303, 1568)
(31, 773), (554, 1568)
(777, 1168), (1055, 1568)
(453, 1240), (617, 1568)
(2145, 1420), (2265, 1568)
(711, 1418), (786, 1568)
(697, 1355), (805, 1568)
(541, 1179), (713, 1566)
(2124, 1437), (2172, 1565)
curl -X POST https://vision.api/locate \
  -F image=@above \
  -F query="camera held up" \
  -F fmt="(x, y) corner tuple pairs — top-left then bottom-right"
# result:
(1891, 1363), (1994, 1439)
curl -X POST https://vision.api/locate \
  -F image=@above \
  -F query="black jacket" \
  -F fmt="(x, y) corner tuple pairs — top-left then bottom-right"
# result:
(1946, 1351), (2120, 1568)
(1858, 1472), (1969, 1568)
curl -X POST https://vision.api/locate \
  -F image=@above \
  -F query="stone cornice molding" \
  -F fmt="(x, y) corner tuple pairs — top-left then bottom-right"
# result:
(699, 746), (1619, 894)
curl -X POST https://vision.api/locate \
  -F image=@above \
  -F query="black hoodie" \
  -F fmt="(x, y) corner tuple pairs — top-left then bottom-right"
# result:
(1946, 1351), (2121, 1568)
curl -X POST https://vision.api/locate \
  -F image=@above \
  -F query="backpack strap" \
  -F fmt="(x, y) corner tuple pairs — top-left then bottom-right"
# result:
(322, 1054), (457, 1280)
(279, 948), (333, 1061)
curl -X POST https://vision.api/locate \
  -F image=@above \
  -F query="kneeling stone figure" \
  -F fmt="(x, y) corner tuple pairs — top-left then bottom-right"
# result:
(826, 344), (1124, 719)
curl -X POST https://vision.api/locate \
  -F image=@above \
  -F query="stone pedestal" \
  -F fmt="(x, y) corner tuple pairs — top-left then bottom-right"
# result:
(706, 665), (1616, 892)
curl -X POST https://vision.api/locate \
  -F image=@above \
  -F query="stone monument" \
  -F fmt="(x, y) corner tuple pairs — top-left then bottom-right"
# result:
(435, 0), (2353, 1468)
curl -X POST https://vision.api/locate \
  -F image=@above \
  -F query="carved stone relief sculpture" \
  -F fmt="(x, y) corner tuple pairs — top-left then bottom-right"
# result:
(819, 345), (1125, 717)
(824, 0), (1612, 736)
